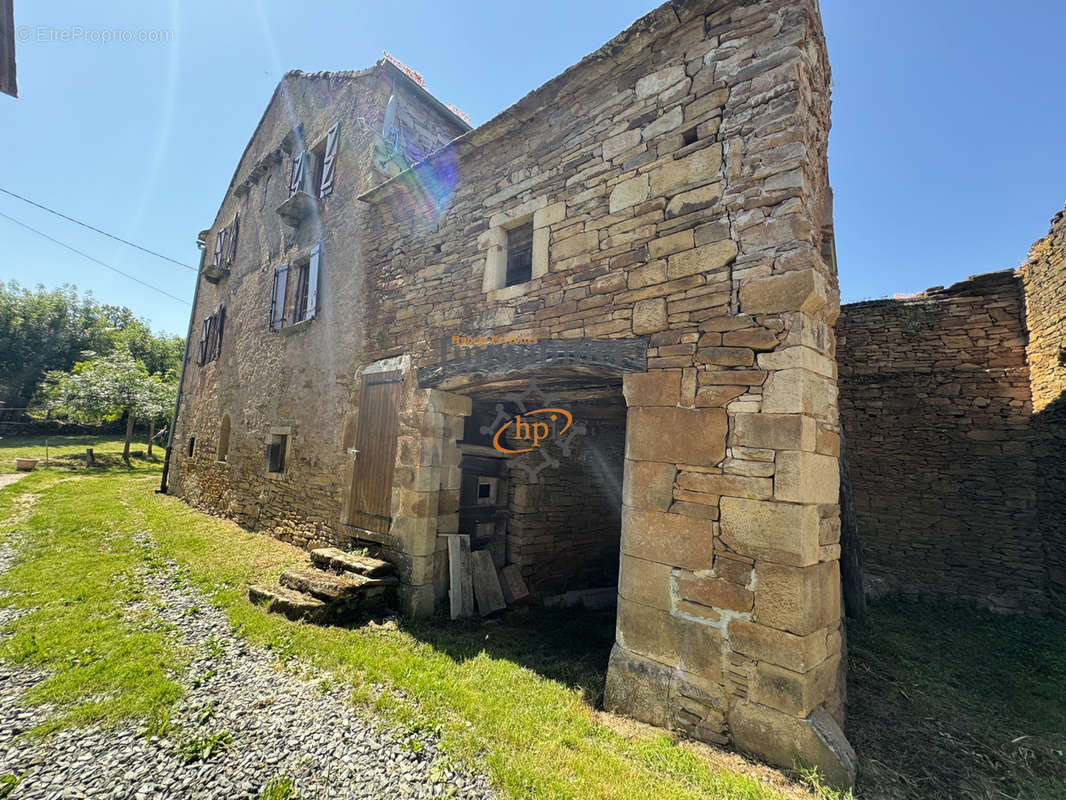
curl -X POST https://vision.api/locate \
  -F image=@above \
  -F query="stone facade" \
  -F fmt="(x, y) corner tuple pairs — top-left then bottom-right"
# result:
(837, 208), (1066, 615)
(170, 0), (854, 782)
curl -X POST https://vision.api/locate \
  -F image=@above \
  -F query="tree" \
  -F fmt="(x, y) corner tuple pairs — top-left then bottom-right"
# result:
(40, 349), (177, 464)
(0, 282), (183, 410)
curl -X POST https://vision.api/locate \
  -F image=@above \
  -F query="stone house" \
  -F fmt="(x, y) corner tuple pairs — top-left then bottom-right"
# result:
(168, 0), (854, 783)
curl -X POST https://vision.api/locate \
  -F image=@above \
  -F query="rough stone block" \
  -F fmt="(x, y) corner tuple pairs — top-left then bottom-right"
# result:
(621, 506), (715, 571)
(533, 201), (566, 229)
(729, 702), (857, 788)
(775, 451), (839, 504)
(650, 145), (723, 196)
(610, 174), (650, 213)
(666, 182), (724, 218)
(748, 655), (843, 722)
(675, 572), (753, 612)
(623, 458), (676, 511)
(719, 497), (820, 566)
(757, 346), (835, 378)
(633, 297), (668, 334)
(616, 596), (723, 680)
(603, 129), (643, 161)
(732, 413), (816, 451)
(623, 370), (682, 407)
(667, 239), (737, 280)
(636, 65), (687, 99)
(649, 229), (695, 259)
(754, 561), (841, 635)
(619, 554), (673, 610)
(626, 406), (727, 466)
(677, 471), (771, 500)
(761, 368), (836, 417)
(727, 619), (829, 673)
(739, 269), (827, 315)
(723, 328), (780, 350)
(552, 230), (599, 261)
(604, 643), (672, 728)
(695, 385), (747, 407)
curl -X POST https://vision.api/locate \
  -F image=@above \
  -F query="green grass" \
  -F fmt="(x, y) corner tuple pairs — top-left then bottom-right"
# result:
(847, 598), (1066, 799)
(5, 436), (1062, 799)
(0, 433), (164, 473)
(0, 471), (184, 735)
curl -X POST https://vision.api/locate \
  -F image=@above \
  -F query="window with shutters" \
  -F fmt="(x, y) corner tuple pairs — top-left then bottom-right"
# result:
(196, 305), (226, 365)
(287, 124), (339, 200)
(269, 244), (321, 331)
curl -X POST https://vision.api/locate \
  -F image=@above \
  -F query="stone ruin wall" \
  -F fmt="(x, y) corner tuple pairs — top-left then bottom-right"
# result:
(836, 272), (1042, 611)
(1021, 208), (1066, 611)
(838, 206), (1066, 615)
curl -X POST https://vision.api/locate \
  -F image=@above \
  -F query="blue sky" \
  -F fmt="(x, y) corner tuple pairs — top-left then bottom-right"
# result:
(1, 0), (1063, 336)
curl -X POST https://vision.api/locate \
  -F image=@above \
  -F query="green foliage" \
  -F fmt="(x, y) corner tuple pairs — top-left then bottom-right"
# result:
(36, 349), (176, 459)
(257, 776), (301, 800)
(0, 281), (182, 410)
(177, 730), (232, 763)
(0, 774), (21, 799)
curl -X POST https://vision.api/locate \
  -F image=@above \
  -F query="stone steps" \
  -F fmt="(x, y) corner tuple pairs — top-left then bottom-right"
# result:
(248, 548), (398, 624)
(309, 547), (393, 578)
(248, 583), (328, 623)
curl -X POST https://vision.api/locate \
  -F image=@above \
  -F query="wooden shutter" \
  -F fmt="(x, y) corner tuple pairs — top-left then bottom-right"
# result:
(215, 305), (226, 358)
(319, 123), (339, 197)
(305, 244), (321, 320)
(213, 228), (226, 267)
(289, 151), (305, 196)
(198, 317), (209, 365)
(270, 264), (289, 331)
(345, 371), (404, 533)
(226, 214), (239, 265)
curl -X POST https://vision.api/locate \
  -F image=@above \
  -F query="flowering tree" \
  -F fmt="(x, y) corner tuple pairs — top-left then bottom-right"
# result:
(40, 349), (175, 464)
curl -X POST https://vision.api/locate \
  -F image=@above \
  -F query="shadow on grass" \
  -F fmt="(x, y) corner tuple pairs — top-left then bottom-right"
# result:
(847, 597), (1066, 800)
(397, 604), (618, 708)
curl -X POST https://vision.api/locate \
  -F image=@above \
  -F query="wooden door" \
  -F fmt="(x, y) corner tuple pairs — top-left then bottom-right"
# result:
(345, 370), (404, 533)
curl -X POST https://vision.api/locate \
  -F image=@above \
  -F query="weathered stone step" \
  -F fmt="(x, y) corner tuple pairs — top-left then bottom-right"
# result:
(248, 583), (327, 623)
(279, 567), (397, 602)
(309, 547), (394, 578)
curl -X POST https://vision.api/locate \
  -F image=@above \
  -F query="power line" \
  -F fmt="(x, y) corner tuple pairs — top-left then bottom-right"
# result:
(0, 211), (192, 306)
(0, 187), (199, 272)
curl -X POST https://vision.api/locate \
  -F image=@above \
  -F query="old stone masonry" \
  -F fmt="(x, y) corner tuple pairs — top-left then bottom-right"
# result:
(0, 532), (495, 800)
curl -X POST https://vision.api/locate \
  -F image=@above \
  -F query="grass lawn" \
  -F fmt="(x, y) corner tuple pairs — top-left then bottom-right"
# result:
(1, 435), (1064, 799)
(0, 433), (164, 473)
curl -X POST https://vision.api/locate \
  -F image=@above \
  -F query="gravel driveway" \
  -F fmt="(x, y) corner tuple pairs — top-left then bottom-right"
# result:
(0, 530), (495, 800)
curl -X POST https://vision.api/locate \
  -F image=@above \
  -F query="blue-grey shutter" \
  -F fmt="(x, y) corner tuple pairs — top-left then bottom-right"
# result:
(215, 305), (226, 358)
(213, 228), (226, 267)
(270, 264), (288, 330)
(226, 214), (239, 266)
(319, 124), (339, 197)
(289, 152), (305, 196)
(306, 245), (320, 320)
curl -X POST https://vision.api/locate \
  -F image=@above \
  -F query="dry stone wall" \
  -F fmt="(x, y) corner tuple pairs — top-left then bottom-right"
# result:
(837, 272), (1042, 611)
(1021, 208), (1066, 611)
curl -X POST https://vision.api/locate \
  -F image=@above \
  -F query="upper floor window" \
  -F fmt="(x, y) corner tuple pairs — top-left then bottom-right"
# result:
(505, 221), (534, 287)
(269, 244), (321, 331)
(289, 123), (339, 199)
(197, 304), (226, 365)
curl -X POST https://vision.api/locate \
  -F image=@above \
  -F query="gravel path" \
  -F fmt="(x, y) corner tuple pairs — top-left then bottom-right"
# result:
(0, 530), (496, 800)
(0, 473), (27, 491)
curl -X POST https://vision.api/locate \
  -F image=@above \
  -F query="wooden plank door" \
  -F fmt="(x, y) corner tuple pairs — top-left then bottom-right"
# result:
(346, 370), (404, 533)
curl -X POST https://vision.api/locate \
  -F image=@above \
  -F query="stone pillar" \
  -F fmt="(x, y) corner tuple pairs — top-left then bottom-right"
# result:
(606, 287), (856, 784)
(391, 387), (470, 616)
